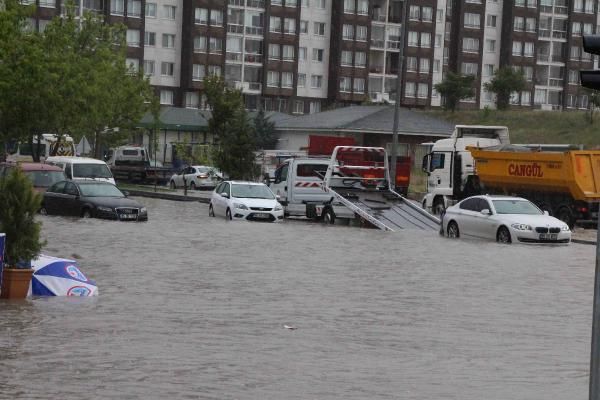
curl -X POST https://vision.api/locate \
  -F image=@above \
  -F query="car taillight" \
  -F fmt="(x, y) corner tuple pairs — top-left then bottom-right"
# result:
(578, 206), (588, 213)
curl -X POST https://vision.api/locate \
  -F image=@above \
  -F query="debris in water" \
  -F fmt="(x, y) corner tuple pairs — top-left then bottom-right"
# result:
(283, 325), (297, 330)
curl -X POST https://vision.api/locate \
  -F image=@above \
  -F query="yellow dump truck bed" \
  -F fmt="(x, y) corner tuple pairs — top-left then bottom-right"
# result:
(469, 148), (600, 202)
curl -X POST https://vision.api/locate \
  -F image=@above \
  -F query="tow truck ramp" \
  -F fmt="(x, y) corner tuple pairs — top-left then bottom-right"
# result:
(323, 146), (440, 232)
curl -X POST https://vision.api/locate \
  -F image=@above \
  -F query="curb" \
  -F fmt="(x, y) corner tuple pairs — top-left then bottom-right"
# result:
(572, 238), (597, 246)
(127, 189), (210, 204)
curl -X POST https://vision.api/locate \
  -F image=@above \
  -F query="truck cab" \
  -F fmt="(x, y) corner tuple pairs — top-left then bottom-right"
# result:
(421, 125), (509, 215)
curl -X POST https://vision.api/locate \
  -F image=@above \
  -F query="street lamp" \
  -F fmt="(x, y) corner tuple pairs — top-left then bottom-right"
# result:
(389, 0), (408, 191)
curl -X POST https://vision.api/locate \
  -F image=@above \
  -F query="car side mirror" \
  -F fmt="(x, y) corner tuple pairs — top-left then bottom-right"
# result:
(481, 209), (492, 216)
(543, 210), (549, 216)
(122, 190), (129, 197)
(276, 194), (281, 200)
(221, 192), (229, 198)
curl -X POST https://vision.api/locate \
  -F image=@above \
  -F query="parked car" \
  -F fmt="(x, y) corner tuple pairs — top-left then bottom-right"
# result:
(41, 180), (148, 221)
(45, 156), (116, 185)
(442, 195), (571, 244)
(169, 165), (223, 190)
(209, 181), (284, 222)
(0, 162), (66, 193)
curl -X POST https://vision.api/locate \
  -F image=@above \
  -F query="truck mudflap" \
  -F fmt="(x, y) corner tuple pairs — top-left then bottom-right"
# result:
(326, 188), (440, 231)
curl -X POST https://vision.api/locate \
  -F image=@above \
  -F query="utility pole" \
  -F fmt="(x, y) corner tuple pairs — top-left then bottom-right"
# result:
(390, 0), (408, 191)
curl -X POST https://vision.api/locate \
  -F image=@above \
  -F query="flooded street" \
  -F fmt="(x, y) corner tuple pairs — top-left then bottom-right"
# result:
(0, 197), (596, 399)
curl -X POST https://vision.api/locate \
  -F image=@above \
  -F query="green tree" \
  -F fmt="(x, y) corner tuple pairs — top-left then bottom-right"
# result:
(483, 67), (527, 110)
(253, 109), (277, 150)
(204, 75), (256, 179)
(434, 72), (475, 112)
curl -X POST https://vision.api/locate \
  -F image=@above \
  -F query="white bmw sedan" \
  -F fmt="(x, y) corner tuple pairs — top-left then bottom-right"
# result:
(209, 181), (284, 222)
(442, 195), (571, 244)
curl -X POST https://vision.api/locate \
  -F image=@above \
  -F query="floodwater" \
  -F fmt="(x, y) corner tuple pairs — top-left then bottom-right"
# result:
(0, 198), (596, 400)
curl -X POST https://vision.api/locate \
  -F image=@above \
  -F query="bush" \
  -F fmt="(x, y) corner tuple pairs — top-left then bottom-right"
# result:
(0, 168), (44, 267)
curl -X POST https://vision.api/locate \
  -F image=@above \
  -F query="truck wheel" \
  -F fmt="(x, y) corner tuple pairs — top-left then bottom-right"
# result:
(432, 198), (445, 216)
(170, 181), (176, 189)
(323, 208), (335, 224)
(497, 226), (512, 244)
(556, 207), (575, 229)
(82, 208), (92, 219)
(447, 221), (459, 238)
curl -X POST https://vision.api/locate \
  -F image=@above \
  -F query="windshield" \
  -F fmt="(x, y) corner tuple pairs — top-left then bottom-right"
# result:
(73, 163), (113, 179)
(25, 171), (65, 188)
(492, 200), (543, 215)
(79, 184), (124, 197)
(231, 184), (274, 199)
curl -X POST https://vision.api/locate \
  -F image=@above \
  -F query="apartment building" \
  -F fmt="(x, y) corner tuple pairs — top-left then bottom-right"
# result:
(23, 0), (600, 112)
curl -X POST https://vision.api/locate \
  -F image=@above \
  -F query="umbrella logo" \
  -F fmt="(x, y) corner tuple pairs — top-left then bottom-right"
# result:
(65, 265), (87, 282)
(67, 286), (92, 296)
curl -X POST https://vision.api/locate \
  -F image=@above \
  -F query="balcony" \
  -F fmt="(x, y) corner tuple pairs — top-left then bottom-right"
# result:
(371, 39), (385, 49)
(226, 52), (243, 62)
(387, 40), (401, 49)
(246, 0), (265, 8)
(227, 24), (244, 34)
(539, 29), (550, 38)
(228, 0), (244, 5)
(537, 54), (550, 62)
(372, 14), (387, 22)
(552, 30), (567, 39)
(549, 78), (563, 87)
(244, 54), (263, 63)
(245, 26), (264, 36)
(369, 66), (384, 74)
(554, 5), (568, 14)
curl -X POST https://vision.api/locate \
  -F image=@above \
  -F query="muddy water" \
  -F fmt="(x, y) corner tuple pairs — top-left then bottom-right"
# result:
(0, 198), (595, 400)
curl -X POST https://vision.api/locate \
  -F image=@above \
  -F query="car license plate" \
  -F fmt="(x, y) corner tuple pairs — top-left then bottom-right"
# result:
(254, 213), (270, 219)
(539, 233), (558, 240)
(120, 214), (137, 220)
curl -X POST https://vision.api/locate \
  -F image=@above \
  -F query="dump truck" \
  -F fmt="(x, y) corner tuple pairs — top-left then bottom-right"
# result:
(421, 124), (600, 227)
(469, 147), (600, 227)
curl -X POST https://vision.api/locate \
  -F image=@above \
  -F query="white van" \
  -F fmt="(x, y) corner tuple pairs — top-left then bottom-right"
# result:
(45, 156), (116, 185)
(7, 134), (76, 163)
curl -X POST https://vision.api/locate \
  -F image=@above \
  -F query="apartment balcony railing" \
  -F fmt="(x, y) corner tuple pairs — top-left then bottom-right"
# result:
(539, 29), (551, 38)
(539, 5), (553, 12)
(549, 78), (563, 87)
(387, 40), (401, 49)
(552, 54), (565, 62)
(537, 54), (550, 62)
(388, 15), (402, 24)
(228, 0), (244, 5)
(535, 77), (548, 85)
(553, 30), (567, 39)
(369, 66), (384, 74)
(247, 82), (262, 91)
(244, 54), (263, 63)
(228, 24), (244, 34)
(372, 14), (387, 22)
(226, 52), (243, 62)
(555, 5), (568, 14)
(246, 0), (265, 8)
(246, 26), (263, 35)
(371, 39), (385, 48)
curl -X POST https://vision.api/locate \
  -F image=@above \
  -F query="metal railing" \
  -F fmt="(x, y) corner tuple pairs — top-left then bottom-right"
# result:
(228, 0), (244, 5)
(227, 24), (244, 34)
(246, 26), (263, 35)
(226, 52), (243, 62)
(371, 40), (385, 48)
(244, 54), (263, 63)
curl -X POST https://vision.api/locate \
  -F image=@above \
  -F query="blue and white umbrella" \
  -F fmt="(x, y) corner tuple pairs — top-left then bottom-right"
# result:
(29, 255), (98, 297)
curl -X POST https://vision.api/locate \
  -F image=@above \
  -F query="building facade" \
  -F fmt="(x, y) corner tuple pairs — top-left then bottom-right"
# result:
(25, 0), (599, 113)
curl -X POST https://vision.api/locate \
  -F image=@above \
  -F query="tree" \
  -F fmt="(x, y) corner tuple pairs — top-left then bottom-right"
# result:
(483, 67), (527, 110)
(434, 72), (475, 112)
(586, 89), (600, 124)
(253, 109), (277, 150)
(204, 75), (257, 179)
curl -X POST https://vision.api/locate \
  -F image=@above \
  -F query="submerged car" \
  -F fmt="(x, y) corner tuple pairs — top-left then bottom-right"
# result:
(42, 181), (148, 221)
(169, 165), (223, 190)
(0, 162), (66, 193)
(209, 181), (284, 222)
(442, 195), (570, 244)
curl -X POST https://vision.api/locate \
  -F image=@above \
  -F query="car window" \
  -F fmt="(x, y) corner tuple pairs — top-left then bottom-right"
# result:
(478, 199), (492, 212)
(221, 183), (230, 196)
(72, 163), (112, 179)
(79, 183), (124, 197)
(459, 198), (479, 211)
(64, 164), (72, 179)
(430, 153), (445, 170)
(492, 199), (543, 215)
(275, 164), (288, 183)
(297, 163), (327, 179)
(48, 181), (67, 193)
(215, 182), (224, 193)
(231, 184), (275, 199)
(25, 170), (66, 188)
(64, 182), (79, 196)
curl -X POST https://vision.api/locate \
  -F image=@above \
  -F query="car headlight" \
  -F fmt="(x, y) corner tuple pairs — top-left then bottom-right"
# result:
(511, 223), (532, 231)
(274, 204), (283, 211)
(234, 202), (248, 210)
(97, 206), (113, 213)
(140, 207), (147, 214)
(561, 225), (570, 231)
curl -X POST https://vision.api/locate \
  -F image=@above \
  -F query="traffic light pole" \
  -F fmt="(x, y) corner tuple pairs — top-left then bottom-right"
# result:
(390, 0), (408, 191)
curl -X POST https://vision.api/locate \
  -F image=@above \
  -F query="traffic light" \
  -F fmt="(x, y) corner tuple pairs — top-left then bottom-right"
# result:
(580, 35), (600, 90)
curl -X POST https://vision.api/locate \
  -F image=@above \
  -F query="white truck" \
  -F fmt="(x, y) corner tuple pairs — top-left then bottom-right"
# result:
(105, 145), (173, 184)
(7, 134), (76, 162)
(266, 157), (354, 222)
(421, 125), (510, 215)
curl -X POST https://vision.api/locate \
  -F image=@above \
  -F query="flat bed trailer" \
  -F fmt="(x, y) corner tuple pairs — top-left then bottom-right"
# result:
(324, 146), (440, 232)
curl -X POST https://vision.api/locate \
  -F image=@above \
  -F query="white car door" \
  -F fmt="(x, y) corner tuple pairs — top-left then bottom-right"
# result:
(185, 167), (197, 187)
(470, 198), (496, 239)
(215, 182), (230, 216)
(269, 162), (289, 203)
(455, 198), (480, 237)
(289, 161), (329, 204)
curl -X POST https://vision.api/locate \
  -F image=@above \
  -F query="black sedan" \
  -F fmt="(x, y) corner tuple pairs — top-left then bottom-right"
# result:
(41, 181), (148, 221)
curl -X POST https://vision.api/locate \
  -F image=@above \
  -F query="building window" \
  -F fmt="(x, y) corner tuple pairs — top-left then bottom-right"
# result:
(194, 36), (207, 52)
(419, 58), (430, 73)
(144, 31), (156, 46)
(145, 2), (156, 17)
(310, 101), (321, 113)
(293, 100), (304, 114)
(406, 56), (417, 72)
(343, 24), (354, 40)
(127, 0), (142, 17)
(485, 39), (496, 52)
(127, 29), (140, 47)
(408, 31), (419, 47)
(268, 44), (280, 60)
(341, 50), (353, 66)
(420, 32), (431, 48)
(422, 6), (433, 22)
(284, 18), (296, 34)
(409, 5), (420, 20)
(161, 62), (174, 76)
(486, 14), (496, 27)
(208, 65), (221, 76)
(192, 64), (205, 81)
(354, 78), (365, 93)
(111, 0), (124, 15)
(125, 58), (139, 72)
(356, 26), (367, 41)
(311, 75), (323, 88)
(523, 66), (533, 81)
(464, 13), (480, 28)
(302, 0), (309, 6)
(315, 0), (325, 9)
(282, 45), (295, 61)
(512, 41), (522, 56)
(433, 59), (441, 73)
(357, 0), (368, 14)
(160, 90), (174, 105)
(585, 0), (594, 13)
(314, 22), (326, 36)
(569, 69), (579, 84)
(210, 10), (223, 26)
(270, 16), (281, 32)
(143, 60), (155, 76)
(523, 42), (534, 57)
(355, 51), (366, 67)
(461, 62), (478, 76)
(300, 20), (308, 34)
(525, 17), (536, 32)
(195, 8), (208, 24)
(298, 73), (306, 87)
(417, 83), (428, 98)
(163, 5), (175, 19)
(267, 71), (280, 87)
(484, 64), (495, 76)
(312, 48), (324, 62)
(344, 0), (355, 13)
(185, 92), (199, 109)
(286, 0), (298, 7)
(162, 34), (175, 48)
(209, 37), (223, 54)
(272, 0), (282, 5)
(299, 47), (307, 61)
(340, 76), (352, 92)
(282, 72), (293, 88)
(462, 37), (479, 53)
(404, 82), (416, 97)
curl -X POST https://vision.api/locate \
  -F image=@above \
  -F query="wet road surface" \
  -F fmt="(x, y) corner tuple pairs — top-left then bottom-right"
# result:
(0, 198), (596, 399)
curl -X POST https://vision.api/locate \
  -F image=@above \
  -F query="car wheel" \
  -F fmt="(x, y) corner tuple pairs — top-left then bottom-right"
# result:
(39, 205), (48, 215)
(433, 198), (445, 216)
(82, 208), (92, 219)
(226, 208), (232, 221)
(447, 221), (459, 238)
(169, 180), (176, 189)
(190, 182), (196, 191)
(556, 206), (575, 229)
(323, 208), (335, 224)
(209, 203), (215, 217)
(497, 226), (512, 244)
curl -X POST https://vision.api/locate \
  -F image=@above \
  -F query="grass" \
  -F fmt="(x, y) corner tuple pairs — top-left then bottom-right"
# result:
(424, 109), (600, 147)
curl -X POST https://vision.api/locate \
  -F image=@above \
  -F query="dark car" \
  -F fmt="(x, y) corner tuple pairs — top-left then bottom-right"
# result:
(41, 181), (148, 221)
(0, 162), (66, 193)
